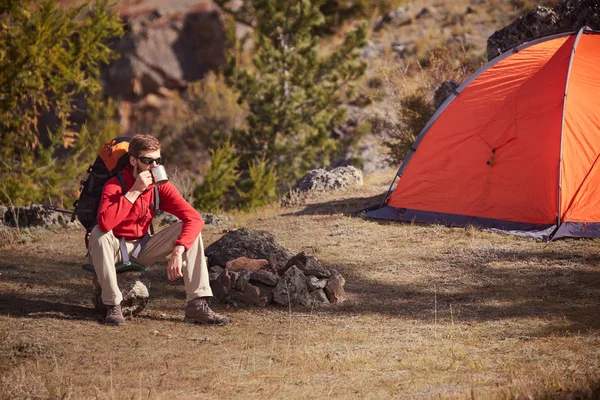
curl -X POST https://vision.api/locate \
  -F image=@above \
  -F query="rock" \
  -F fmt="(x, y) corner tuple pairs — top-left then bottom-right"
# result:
(92, 272), (150, 316)
(0, 205), (6, 225)
(200, 213), (231, 226)
(205, 228), (292, 271)
(284, 252), (331, 279)
(104, 5), (226, 101)
(250, 270), (280, 287)
(209, 279), (228, 303)
(209, 265), (224, 275)
(309, 289), (330, 304)
(234, 270), (252, 292)
(4, 204), (78, 229)
(273, 266), (311, 307)
(220, 269), (233, 291)
(486, 6), (558, 60)
(324, 269), (346, 304)
(361, 40), (385, 60)
(306, 276), (327, 291)
(228, 270), (239, 290)
(158, 212), (180, 226)
(434, 80), (459, 110)
(228, 282), (270, 307)
(415, 7), (431, 19)
(374, 7), (412, 32)
(289, 166), (363, 196)
(225, 257), (269, 272)
(486, 0), (600, 61)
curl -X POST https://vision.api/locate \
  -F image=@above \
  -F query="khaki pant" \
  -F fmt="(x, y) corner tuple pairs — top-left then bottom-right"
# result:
(88, 222), (212, 306)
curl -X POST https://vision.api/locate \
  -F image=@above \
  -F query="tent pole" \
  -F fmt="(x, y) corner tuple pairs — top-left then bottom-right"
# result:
(554, 26), (589, 239)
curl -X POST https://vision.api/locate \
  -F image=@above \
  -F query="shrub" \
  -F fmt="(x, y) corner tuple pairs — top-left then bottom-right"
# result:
(236, 157), (278, 210)
(0, 0), (123, 206)
(225, 0), (368, 188)
(193, 142), (240, 213)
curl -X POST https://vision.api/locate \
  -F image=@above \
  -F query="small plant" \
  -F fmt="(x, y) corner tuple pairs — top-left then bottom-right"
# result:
(237, 157), (278, 210)
(193, 142), (240, 213)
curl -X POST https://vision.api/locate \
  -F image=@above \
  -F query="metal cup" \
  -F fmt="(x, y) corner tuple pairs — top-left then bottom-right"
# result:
(151, 165), (168, 185)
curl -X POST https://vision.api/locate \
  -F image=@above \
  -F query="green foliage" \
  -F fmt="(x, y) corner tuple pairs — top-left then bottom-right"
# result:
(193, 142), (240, 213)
(236, 157), (277, 210)
(0, 0), (123, 206)
(226, 0), (368, 188)
(384, 91), (433, 166)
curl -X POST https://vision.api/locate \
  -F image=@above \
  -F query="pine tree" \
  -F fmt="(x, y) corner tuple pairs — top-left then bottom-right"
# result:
(0, 0), (122, 205)
(226, 0), (367, 187)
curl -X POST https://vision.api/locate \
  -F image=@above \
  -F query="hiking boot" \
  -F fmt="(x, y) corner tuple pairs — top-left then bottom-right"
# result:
(104, 304), (125, 325)
(184, 297), (229, 326)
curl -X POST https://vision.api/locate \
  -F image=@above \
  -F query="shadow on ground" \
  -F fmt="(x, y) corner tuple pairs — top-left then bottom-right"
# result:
(281, 193), (386, 216)
(2, 232), (600, 338)
(321, 246), (600, 337)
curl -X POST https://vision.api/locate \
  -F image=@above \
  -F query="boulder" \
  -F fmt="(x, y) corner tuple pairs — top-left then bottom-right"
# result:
(309, 289), (330, 304)
(225, 257), (269, 272)
(290, 166), (364, 195)
(92, 272), (150, 316)
(228, 282), (270, 307)
(205, 228), (292, 271)
(250, 270), (280, 287)
(324, 268), (347, 304)
(4, 204), (78, 229)
(284, 252), (331, 279)
(104, 5), (226, 101)
(487, 0), (600, 61)
(273, 266), (311, 307)
(306, 276), (327, 291)
(200, 213), (231, 227)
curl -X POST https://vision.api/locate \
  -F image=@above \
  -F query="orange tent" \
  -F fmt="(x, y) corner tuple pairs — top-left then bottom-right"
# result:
(366, 27), (600, 240)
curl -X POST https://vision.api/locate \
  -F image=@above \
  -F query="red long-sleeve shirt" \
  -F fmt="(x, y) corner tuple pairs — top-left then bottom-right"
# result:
(97, 166), (204, 250)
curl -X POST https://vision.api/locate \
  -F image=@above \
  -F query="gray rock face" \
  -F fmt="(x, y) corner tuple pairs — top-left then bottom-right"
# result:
(205, 228), (292, 271)
(487, 0), (600, 61)
(104, 6), (226, 101)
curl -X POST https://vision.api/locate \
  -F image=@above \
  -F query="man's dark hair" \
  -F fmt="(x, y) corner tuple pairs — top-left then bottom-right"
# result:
(129, 134), (161, 158)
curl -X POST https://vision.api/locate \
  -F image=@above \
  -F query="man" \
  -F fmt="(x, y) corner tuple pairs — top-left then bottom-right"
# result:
(88, 134), (229, 326)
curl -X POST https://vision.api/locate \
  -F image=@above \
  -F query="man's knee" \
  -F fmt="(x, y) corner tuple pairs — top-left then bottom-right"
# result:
(89, 225), (114, 247)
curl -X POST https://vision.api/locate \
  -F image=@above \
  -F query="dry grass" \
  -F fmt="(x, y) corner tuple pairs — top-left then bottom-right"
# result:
(2, 169), (600, 399)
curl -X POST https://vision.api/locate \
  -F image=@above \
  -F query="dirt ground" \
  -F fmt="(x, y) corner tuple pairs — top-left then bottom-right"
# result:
(1, 172), (600, 399)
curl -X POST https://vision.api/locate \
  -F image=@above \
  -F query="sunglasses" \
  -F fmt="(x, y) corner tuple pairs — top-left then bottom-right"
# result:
(137, 156), (163, 165)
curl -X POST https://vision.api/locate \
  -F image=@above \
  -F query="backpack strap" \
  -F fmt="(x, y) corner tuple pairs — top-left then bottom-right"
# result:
(150, 184), (159, 235)
(117, 171), (126, 195)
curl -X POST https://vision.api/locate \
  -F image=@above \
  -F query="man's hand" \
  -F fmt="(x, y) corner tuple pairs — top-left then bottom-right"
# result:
(167, 245), (185, 281)
(125, 170), (153, 203)
(132, 170), (153, 192)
